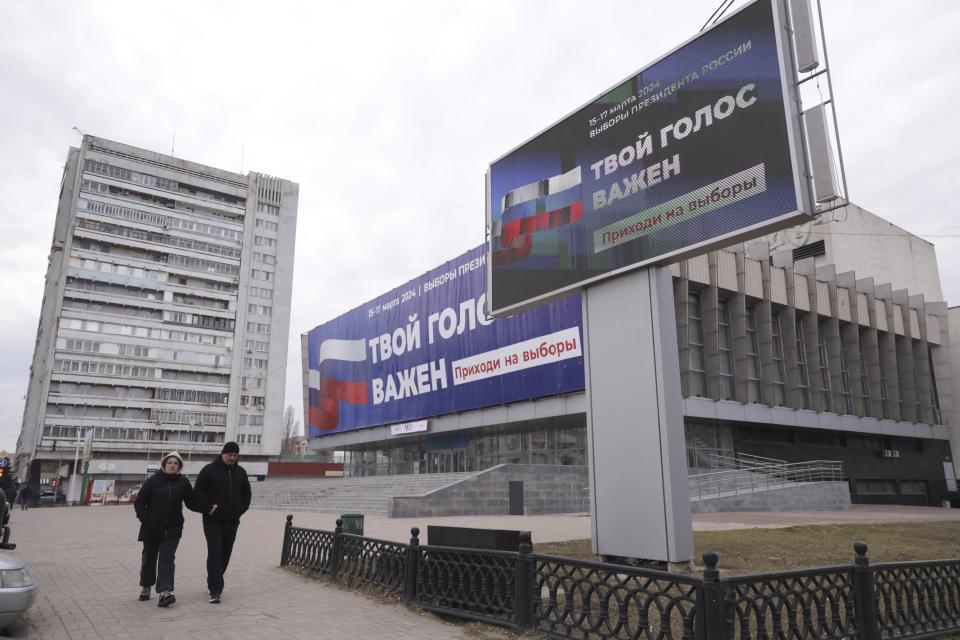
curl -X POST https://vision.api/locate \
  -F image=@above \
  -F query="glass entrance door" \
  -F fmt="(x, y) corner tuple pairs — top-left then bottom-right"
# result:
(425, 448), (465, 473)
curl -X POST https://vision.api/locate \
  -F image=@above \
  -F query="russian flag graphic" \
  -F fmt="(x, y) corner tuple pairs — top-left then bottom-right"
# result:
(493, 166), (583, 266)
(308, 338), (368, 433)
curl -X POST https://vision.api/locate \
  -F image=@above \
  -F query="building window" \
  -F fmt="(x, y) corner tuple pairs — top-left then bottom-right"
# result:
(911, 342), (922, 422)
(817, 321), (833, 413)
(745, 305), (762, 403)
(687, 291), (707, 397)
(839, 332), (854, 414)
(717, 298), (735, 401)
(854, 479), (897, 495)
(879, 348), (890, 419)
(858, 331), (872, 416)
(795, 316), (810, 410)
(771, 309), (787, 405)
(928, 346), (941, 425)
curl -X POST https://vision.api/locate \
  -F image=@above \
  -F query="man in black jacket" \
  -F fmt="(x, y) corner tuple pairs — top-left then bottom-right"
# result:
(194, 441), (251, 603)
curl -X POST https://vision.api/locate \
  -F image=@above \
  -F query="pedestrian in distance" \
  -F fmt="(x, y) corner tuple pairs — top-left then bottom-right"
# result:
(134, 452), (215, 607)
(194, 441), (251, 604)
(17, 485), (31, 511)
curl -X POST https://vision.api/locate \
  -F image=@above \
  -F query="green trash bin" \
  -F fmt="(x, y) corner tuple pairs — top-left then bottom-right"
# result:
(340, 513), (364, 535)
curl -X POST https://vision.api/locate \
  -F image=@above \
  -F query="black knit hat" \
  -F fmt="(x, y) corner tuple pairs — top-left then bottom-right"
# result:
(221, 441), (240, 455)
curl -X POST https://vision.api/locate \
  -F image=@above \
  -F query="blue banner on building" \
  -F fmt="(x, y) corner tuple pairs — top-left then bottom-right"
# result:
(306, 246), (584, 436)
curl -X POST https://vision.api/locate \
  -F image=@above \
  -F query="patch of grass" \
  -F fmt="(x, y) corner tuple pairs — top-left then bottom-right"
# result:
(535, 521), (960, 575)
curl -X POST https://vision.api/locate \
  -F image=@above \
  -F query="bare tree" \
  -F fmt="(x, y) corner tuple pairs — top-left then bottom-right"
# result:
(280, 405), (302, 456)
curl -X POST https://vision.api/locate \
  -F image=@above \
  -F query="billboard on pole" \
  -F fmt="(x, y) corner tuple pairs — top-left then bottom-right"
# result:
(305, 246), (583, 437)
(487, 0), (811, 315)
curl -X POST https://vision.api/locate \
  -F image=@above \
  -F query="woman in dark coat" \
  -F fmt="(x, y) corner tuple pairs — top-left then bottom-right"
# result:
(134, 452), (214, 607)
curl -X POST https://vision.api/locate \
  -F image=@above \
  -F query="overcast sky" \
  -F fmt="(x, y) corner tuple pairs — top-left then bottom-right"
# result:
(1, 1), (958, 453)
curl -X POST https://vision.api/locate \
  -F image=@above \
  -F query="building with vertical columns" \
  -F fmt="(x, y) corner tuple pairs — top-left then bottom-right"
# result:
(17, 135), (297, 496)
(307, 203), (958, 507)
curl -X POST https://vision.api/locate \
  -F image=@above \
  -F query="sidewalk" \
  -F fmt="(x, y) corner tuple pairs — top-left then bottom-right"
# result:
(10, 504), (960, 638)
(10, 506), (478, 640)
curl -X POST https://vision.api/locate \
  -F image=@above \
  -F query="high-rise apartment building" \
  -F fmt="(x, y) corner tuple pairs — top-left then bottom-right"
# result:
(17, 136), (297, 493)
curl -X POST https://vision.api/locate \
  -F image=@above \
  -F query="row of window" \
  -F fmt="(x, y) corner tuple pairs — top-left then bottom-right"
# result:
(63, 298), (162, 320)
(73, 238), (166, 265)
(167, 253), (240, 277)
(76, 216), (241, 259)
(49, 382), (228, 405)
(79, 198), (243, 241)
(685, 291), (940, 422)
(854, 479), (927, 495)
(254, 235), (275, 248)
(162, 310), (235, 331)
(60, 317), (232, 347)
(252, 252), (276, 265)
(256, 202), (280, 216)
(42, 425), (222, 444)
(237, 433), (262, 444)
(241, 377), (266, 389)
(151, 409), (227, 426)
(237, 414), (264, 426)
(250, 269), (274, 281)
(172, 293), (229, 312)
(244, 339), (269, 352)
(255, 219), (278, 232)
(247, 304), (271, 316)
(248, 286), (273, 300)
(246, 322), (271, 334)
(71, 256), (159, 280)
(82, 179), (177, 211)
(242, 358), (268, 369)
(85, 159), (177, 191)
(56, 338), (231, 367)
(53, 358), (229, 385)
(239, 395), (265, 408)
(66, 276), (161, 302)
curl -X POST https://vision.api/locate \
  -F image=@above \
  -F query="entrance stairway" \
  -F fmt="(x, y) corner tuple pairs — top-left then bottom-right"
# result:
(250, 454), (848, 516)
(250, 472), (476, 515)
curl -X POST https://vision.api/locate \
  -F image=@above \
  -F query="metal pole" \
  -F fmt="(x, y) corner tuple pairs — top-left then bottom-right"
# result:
(80, 460), (89, 506)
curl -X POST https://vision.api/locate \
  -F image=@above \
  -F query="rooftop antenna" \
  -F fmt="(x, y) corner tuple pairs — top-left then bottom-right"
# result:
(171, 130), (176, 156)
(72, 126), (86, 139)
(240, 140), (245, 174)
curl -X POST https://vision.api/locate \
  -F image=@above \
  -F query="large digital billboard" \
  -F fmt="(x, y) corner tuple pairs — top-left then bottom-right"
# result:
(487, 0), (810, 315)
(305, 246), (584, 437)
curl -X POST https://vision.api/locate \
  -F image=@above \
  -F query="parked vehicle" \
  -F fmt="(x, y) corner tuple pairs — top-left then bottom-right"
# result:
(0, 496), (36, 631)
(37, 490), (66, 506)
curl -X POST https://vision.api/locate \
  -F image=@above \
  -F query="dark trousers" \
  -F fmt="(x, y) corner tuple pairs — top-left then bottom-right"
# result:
(203, 519), (239, 596)
(140, 537), (180, 593)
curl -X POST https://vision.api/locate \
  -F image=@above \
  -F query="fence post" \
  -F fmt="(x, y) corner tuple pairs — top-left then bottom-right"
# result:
(699, 551), (726, 640)
(515, 531), (534, 629)
(280, 514), (293, 566)
(852, 541), (880, 640)
(404, 527), (420, 603)
(329, 518), (343, 579)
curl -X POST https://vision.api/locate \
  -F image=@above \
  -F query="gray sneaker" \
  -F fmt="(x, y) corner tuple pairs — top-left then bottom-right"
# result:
(158, 592), (176, 607)
(139, 587), (151, 601)
(208, 594), (221, 604)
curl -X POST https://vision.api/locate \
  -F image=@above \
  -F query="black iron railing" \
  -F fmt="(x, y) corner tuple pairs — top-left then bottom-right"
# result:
(280, 515), (960, 640)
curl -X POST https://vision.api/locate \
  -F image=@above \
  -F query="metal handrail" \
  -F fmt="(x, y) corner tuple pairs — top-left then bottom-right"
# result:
(688, 457), (845, 500)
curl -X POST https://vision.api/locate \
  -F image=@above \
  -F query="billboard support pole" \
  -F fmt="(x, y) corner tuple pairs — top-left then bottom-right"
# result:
(582, 266), (693, 563)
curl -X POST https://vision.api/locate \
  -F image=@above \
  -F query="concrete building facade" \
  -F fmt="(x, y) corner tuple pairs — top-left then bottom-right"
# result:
(17, 136), (298, 493)
(308, 205), (959, 507)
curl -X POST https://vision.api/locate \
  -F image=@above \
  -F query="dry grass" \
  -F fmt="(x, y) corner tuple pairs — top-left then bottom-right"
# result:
(535, 521), (960, 575)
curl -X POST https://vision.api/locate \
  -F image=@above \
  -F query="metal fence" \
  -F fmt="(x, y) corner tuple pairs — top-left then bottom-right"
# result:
(688, 454), (846, 501)
(280, 515), (960, 640)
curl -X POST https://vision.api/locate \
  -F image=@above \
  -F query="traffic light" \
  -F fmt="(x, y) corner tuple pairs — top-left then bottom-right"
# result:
(0, 469), (6, 480)
(50, 478), (56, 490)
